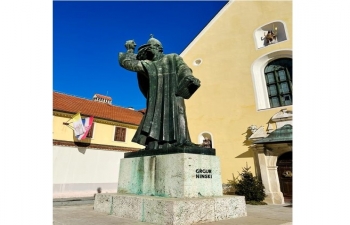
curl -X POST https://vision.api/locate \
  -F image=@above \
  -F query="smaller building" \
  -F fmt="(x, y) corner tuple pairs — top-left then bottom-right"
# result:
(53, 91), (144, 198)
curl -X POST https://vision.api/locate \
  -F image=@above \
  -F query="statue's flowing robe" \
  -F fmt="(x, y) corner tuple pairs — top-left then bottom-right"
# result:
(120, 53), (194, 148)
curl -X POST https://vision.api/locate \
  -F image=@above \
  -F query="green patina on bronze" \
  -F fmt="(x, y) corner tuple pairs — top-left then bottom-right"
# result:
(254, 124), (293, 144)
(119, 35), (213, 157)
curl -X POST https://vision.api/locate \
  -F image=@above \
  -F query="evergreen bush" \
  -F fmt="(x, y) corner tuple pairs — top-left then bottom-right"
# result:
(234, 163), (266, 202)
(226, 173), (239, 195)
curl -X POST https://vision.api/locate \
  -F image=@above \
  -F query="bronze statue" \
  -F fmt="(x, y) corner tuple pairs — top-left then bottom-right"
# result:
(118, 35), (201, 151)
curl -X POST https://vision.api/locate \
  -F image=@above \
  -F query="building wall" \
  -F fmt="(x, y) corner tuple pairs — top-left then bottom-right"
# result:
(53, 145), (125, 198)
(53, 113), (144, 149)
(181, 0), (293, 183)
(53, 112), (144, 198)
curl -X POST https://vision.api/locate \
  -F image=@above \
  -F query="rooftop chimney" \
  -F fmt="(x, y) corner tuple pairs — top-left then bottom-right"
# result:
(93, 94), (112, 104)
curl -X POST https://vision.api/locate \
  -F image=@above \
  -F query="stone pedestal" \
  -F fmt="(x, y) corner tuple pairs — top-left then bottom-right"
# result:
(94, 153), (247, 224)
(118, 153), (222, 198)
(94, 193), (247, 225)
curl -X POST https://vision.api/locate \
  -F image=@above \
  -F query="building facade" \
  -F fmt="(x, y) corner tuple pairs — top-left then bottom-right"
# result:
(181, 0), (293, 204)
(53, 92), (144, 198)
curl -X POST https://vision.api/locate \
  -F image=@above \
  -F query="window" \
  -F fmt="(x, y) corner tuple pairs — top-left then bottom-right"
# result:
(114, 127), (126, 142)
(86, 122), (94, 138)
(251, 50), (292, 110)
(198, 132), (214, 148)
(193, 58), (202, 66)
(254, 21), (288, 49)
(264, 58), (292, 108)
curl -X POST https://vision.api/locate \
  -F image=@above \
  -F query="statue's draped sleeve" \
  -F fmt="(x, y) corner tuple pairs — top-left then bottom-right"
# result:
(118, 52), (149, 98)
(118, 52), (145, 73)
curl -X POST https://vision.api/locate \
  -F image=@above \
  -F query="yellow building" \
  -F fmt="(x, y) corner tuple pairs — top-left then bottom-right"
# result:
(181, 0), (292, 204)
(53, 91), (144, 198)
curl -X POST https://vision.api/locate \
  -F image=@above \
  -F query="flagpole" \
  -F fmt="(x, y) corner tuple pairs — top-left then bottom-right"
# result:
(62, 123), (75, 131)
(65, 111), (81, 123)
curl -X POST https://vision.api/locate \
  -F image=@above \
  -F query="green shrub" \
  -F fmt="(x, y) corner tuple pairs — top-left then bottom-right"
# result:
(234, 163), (266, 202)
(225, 173), (239, 195)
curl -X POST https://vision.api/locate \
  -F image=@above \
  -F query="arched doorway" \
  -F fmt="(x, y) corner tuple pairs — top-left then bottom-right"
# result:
(277, 151), (292, 203)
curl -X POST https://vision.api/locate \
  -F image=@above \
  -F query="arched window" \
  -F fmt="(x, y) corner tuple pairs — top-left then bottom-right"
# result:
(254, 21), (288, 49)
(198, 132), (214, 148)
(264, 58), (292, 108)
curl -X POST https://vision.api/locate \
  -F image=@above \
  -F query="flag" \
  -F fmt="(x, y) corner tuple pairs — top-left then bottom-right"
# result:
(76, 116), (94, 140)
(71, 112), (85, 136)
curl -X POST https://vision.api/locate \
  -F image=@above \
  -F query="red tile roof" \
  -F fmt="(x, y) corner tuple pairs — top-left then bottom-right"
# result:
(138, 108), (146, 114)
(94, 94), (112, 101)
(53, 92), (143, 126)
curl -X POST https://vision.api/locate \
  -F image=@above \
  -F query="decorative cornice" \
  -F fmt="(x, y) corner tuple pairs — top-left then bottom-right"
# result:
(271, 108), (293, 122)
(53, 111), (72, 118)
(53, 110), (139, 129)
(248, 126), (268, 141)
(254, 124), (292, 144)
(53, 139), (140, 152)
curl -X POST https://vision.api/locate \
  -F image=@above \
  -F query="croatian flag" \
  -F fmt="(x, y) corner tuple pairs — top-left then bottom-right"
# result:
(76, 116), (94, 140)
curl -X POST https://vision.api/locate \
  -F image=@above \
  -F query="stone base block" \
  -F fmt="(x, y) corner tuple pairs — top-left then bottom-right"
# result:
(94, 193), (247, 225)
(118, 153), (223, 198)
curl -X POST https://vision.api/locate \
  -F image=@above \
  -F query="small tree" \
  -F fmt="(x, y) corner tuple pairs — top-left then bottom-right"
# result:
(234, 163), (266, 203)
(225, 173), (239, 195)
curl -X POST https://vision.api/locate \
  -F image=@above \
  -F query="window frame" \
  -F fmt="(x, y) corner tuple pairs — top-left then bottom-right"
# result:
(253, 20), (289, 49)
(251, 49), (292, 111)
(114, 126), (126, 142)
(86, 122), (95, 139)
(264, 58), (293, 108)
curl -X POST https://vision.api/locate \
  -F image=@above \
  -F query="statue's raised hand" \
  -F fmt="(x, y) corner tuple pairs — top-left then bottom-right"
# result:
(124, 40), (137, 53)
(119, 40), (137, 66)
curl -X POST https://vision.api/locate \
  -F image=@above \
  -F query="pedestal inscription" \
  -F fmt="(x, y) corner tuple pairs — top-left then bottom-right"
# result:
(117, 153), (223, 198)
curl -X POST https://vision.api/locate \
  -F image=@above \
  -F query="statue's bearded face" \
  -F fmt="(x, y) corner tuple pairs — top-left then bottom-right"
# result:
(146, 44), (162, 60)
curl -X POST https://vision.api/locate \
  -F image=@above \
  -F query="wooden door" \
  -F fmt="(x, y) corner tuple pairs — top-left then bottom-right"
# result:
(277, 151), (292, 203)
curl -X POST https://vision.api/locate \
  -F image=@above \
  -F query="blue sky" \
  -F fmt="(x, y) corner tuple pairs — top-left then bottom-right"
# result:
(53, 1), (228, 110)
